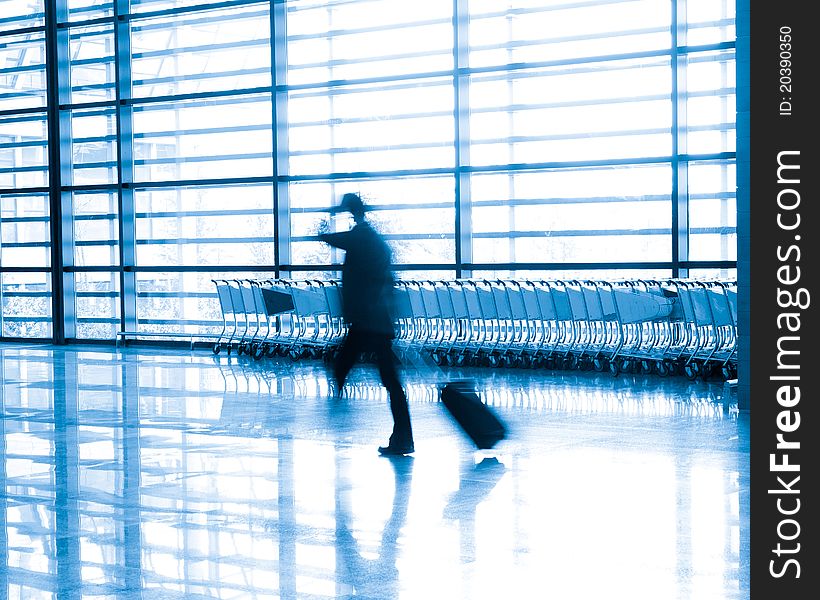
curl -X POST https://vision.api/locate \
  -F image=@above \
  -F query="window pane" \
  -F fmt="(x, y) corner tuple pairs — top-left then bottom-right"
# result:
(289, 175), (455, 266)
(69, 24), (116, 104)
(135, 184), (275, 267)
(75, 271), (120, 339)
(73, 191), (120, 267)
(136, 270), (272, 334)
(0, 31), (46, 111)
(130, 4), (272, 98)
(288, 78), (454, 175)
(468, 0), (671, 68)
(0, 113), (49, 188)
(685, 0), (735, 46)
(0, 0), (45, 32)
(684, 50), (736, 155)
(286, 0), (453, 86)
(1, 272), (52, 338)
(469, 58), (672, 166)
(688, 160), (736, 261)
(131, 94), (273, 182)
(70, 107), (118, 185)
(1, 192), (51, 268)
(67, 0), (114, 22)
(470, 165), (672, 264)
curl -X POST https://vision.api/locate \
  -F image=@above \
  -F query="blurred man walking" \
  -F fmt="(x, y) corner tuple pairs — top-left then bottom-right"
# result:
(319, 193), (414, 456)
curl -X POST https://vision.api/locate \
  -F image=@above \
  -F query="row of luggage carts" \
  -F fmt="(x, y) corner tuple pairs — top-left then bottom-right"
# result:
(211, 278), (738, 381)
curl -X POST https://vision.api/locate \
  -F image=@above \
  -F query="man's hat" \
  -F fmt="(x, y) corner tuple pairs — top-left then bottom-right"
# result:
(331, 192), (369, 216)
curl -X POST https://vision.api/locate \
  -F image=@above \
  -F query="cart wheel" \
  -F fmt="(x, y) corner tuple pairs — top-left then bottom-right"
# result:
(655, 361), (669, 377)
(684, 363), (698, 380)
(212, 343), (221, 355)
(609, 360), (620, 376)
(593, 357), (606, 372)
(620, 359), (633, 374)
(700, 363), (714, 381)
(640, 360), (653, 375)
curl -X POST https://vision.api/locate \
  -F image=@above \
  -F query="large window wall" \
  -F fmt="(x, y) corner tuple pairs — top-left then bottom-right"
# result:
(0, 0), (738, 342)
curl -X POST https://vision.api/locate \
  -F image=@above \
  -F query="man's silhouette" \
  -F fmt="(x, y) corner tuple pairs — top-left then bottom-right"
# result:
(319, 193), (414, 456)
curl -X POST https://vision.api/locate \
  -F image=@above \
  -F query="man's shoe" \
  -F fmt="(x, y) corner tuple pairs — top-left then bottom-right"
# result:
(378, 444), (414, 456)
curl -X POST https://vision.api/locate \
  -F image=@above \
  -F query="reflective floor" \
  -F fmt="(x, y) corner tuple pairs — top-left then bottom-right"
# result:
(1, 344), (749, 600)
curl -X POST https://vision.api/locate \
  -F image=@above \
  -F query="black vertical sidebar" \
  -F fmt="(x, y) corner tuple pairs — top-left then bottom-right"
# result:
(750, 0), (817, 597)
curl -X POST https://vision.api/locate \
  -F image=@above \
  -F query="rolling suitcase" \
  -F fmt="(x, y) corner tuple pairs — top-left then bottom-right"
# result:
(440, 381), (507, 450)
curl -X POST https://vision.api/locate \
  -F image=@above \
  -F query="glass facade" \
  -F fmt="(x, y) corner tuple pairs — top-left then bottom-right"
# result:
(0, 0), (738, 341)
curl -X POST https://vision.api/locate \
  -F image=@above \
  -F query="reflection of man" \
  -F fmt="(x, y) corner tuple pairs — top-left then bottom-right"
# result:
(335, 456), (414, 598)
(319, 193), (414, 456)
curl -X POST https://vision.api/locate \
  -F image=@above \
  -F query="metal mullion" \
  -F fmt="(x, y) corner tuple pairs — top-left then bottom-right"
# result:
(453, 0), (470, 279)
(126, 0), (268, 24)
(0, 64), (44, 76)
(0, 24), (46, 38)
(0, 107), (48, 118)
(0, 187), (50, 195)
(672, 0), (689, 278)
(45, 0), (74, 343)
(272, 0), (289, 277)
(288, 76), (452, 99)
(0, 266), (52, 273)
(123, 85), (271, 107)
(283, 68), (454, 93)
(115, 0), (137, 335)
(57, 100), (117, 111)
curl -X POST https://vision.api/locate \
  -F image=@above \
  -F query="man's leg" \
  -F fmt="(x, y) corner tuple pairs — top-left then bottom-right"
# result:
(373, 335), (414, 451)
(333, 327), (364, 392)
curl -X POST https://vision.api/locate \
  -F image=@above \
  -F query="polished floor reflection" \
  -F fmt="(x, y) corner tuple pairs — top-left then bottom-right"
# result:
(1, 344), (749, 599)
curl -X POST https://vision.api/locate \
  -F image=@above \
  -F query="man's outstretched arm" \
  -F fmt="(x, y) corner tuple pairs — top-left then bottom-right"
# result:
(318, 230), (353, 250)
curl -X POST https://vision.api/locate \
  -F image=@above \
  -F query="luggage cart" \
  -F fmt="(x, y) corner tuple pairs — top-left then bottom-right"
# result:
(211, 279), (240, 355)
(207, 276), (737, 380)
(602, 281), (676, 376)
(499, 280), (534, 368)
(680, 280), (737, 380)
(254, 279), (298, 359)
(428, 280), (459, 365)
